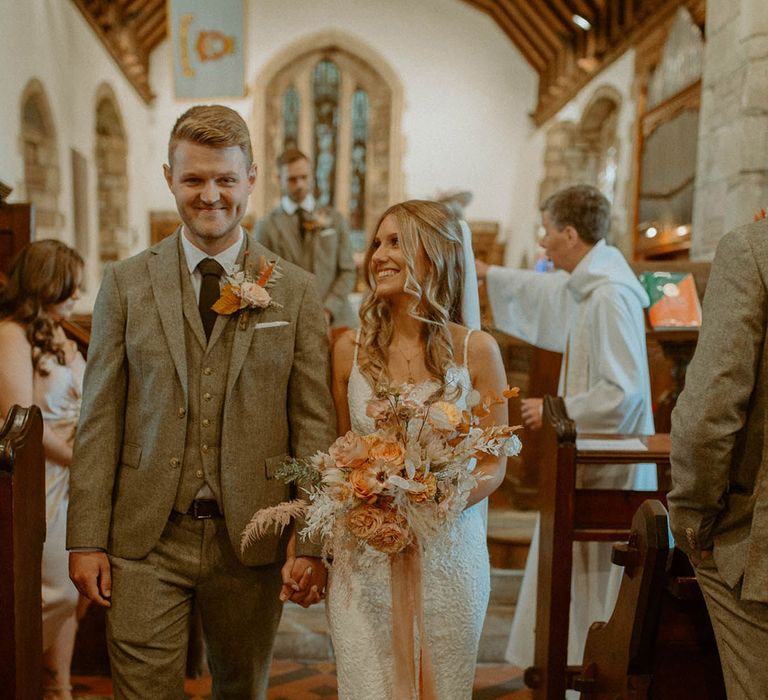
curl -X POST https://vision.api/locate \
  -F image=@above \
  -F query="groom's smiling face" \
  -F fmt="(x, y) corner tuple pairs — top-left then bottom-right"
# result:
(164, 139), (257, 254)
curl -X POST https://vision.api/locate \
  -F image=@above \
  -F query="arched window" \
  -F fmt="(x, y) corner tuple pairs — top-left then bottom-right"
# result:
(256, 32), (403, 245)
(282, 87), (300, 152)
(95, 87), (129, 263)
(349, 89), (369, 231)
(20, 79), (62, 239)
(312, 60), (340, 208)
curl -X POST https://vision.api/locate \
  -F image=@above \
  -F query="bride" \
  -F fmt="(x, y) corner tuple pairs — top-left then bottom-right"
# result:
(325, 199), (508, 698)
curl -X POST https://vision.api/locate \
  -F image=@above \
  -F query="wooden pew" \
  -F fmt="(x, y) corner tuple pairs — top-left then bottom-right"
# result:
(527, 396), (725, 699)
(525, 395), (668, 699)
(573, 499), (671, 697)
(0, 405), (46, 700)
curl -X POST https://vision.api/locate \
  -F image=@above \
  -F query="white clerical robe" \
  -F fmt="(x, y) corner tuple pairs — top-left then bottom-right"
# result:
(487, 240), (655, 671)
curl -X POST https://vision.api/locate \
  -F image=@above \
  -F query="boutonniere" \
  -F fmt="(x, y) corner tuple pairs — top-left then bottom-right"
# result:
(754, 208), (767, 222)
(300, 207), (333, 235)
(212, 252), (283, 329)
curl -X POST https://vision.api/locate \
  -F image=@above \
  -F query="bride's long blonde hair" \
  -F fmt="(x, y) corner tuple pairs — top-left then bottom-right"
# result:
(358, 200), (465, 389)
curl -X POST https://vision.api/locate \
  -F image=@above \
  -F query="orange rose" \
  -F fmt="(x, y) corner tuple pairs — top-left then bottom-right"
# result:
(328, 431), (369, 468)
(350, 467), (383, 503)
(367, 437), (405, 466)
(406, 471), (438, 504)
(347, 504), (386, 540)
(368, 521), (409, 554)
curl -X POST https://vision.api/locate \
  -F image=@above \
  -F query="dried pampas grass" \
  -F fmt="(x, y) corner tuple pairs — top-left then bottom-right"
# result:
(240, 499), (308, 553)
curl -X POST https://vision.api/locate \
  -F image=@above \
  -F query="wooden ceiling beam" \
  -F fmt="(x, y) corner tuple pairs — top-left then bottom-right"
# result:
(565, 0), (598, 23)
(532, 0), (698, 125)
(464, 0), (549, 72)
(487, 0), (561, 62)
(510, 3), (569, 56)
(143, 18), (167, 52)
(135, 9), (164, 42)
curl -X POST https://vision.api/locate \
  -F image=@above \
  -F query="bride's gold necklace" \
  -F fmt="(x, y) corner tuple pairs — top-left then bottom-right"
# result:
(393, 344), (422, 384)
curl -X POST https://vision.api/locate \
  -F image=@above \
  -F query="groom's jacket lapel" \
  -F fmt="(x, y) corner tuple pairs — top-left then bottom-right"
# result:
(148, 231), (189, 402)
(225, 235), (275, 399)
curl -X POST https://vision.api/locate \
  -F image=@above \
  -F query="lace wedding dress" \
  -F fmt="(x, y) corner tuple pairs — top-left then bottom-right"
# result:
(326, 330), (490, 699)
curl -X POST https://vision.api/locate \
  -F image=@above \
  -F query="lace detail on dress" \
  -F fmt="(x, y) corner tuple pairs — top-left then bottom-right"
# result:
(327, 329), (490, 699)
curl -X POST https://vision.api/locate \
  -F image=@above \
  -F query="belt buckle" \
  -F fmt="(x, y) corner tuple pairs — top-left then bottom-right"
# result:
(192, 500), (213, 520)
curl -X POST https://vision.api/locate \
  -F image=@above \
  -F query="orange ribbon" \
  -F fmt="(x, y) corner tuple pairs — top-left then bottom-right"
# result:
(389, 542), (437, 699)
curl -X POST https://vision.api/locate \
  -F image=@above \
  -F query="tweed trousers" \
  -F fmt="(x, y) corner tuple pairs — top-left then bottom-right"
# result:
(106, 514), (283, 700)
(696, 557), (768, 700)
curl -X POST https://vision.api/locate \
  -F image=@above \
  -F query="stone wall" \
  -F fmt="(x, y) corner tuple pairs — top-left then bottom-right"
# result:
(693, 0), (768, 258)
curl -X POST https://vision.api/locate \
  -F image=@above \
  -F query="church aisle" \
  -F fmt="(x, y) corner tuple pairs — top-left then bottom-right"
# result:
(71, 660), (532, 699)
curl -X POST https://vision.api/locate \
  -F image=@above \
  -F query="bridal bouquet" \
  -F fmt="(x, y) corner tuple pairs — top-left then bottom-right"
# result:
(241, 383), (522, 559)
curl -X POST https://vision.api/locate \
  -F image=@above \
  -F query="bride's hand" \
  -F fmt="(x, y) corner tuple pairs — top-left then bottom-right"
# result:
(279, 533), (327, 607)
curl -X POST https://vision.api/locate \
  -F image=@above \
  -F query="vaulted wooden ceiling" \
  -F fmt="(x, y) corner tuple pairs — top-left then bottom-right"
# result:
(72, 0), (705, 123)
(71, 0), (167, 102)
(462, 0), (706, 124)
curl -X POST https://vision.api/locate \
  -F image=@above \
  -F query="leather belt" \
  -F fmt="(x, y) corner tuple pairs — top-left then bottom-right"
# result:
(172, 499), (222, 520)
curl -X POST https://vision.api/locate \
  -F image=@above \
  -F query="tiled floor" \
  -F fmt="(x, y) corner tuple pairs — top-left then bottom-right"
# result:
(72, 660), (533, 699)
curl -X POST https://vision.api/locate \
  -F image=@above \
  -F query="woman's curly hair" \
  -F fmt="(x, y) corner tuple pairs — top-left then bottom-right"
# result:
(0, 239), (83, 375)
(358, 200), (465, 392)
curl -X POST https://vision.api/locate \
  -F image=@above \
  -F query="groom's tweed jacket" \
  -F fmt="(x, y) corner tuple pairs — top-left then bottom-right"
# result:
(67, 230), (335, 565)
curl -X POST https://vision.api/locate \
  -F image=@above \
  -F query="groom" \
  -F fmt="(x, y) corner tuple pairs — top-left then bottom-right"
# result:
(67, 105), (335, 698)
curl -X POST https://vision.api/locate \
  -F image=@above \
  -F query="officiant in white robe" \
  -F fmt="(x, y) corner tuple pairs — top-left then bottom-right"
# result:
(476, 185), (655, 670)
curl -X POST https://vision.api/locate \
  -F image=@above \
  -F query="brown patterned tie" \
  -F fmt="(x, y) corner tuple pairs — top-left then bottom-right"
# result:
(197, 258), (224, 341)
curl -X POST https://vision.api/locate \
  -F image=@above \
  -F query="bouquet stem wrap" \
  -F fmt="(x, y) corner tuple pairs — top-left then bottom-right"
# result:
(390, 542), (437, 699)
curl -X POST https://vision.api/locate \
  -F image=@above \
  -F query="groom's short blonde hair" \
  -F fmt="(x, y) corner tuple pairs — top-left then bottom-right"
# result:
(168, 105), (253, 167)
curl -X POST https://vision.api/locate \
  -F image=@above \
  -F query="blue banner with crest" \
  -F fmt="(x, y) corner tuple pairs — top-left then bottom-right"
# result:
(170, 0), (245, 98)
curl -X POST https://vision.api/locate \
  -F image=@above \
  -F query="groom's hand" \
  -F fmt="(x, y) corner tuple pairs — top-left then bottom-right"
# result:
(69, 551), (112, 607)
(280, 556), (327, 608)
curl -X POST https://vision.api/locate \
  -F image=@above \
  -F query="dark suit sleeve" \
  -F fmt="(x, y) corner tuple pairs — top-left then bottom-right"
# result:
(288, 275), (337, 557)
(67, 264), (127, 550)
(669, 226), (767, 554)
(323, 212), (356, 322)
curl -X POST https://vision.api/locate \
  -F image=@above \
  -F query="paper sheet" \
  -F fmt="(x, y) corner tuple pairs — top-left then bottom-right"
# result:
(576, 438), (648, 452)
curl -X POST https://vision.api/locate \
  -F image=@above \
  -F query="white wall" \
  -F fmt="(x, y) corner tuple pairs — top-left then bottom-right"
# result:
(505, 49), (639, 268)
(144, 0), (539, 241)
(3, 0), (589, 299)
(551, 49), (638, 253)
(0, 0), (154, 306)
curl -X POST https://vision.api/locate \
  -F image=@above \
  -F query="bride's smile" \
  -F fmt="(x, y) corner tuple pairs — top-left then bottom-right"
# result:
(370, 214), (408, 297)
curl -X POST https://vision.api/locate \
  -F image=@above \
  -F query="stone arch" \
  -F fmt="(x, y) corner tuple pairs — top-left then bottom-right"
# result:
(251, 30), (404, 237)
(579, 87), (622, 206)
(94, 83), (129, 263)
(20, 79), (62, 238)
(537, 86), (624, 247)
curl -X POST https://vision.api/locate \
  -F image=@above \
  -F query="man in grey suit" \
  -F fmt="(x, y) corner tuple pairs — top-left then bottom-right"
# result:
(256, 149), (356, 328)
(67, 105), (335, 699)
(669, 217), (768, 699)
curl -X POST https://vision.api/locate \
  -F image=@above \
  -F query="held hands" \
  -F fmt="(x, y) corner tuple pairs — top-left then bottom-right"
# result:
(69, 551), (112, 607)
(521, 397), (544, 431)
(279, 533), (327, 608)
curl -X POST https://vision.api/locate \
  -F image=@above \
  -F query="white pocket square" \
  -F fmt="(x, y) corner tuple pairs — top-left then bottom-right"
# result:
(253, 321), (289, 329)
(320, 228), (336, 238)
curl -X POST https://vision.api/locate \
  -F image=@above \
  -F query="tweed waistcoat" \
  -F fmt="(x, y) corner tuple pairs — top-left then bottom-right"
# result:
(173, 242), (240, 512)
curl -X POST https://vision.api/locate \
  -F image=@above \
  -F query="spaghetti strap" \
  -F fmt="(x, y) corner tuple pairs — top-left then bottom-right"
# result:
(353, 328), (361, 367)
(462, 328), (474, 368)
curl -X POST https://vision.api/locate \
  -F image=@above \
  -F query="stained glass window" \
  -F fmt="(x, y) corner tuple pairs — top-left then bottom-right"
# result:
(349, 89), (369, 231)
(313, 60), (340, 207)
(282, 87), (300, 152)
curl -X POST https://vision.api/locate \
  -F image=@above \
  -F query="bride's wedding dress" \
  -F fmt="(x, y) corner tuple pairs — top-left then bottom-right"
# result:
(326, 330), (490, 699)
